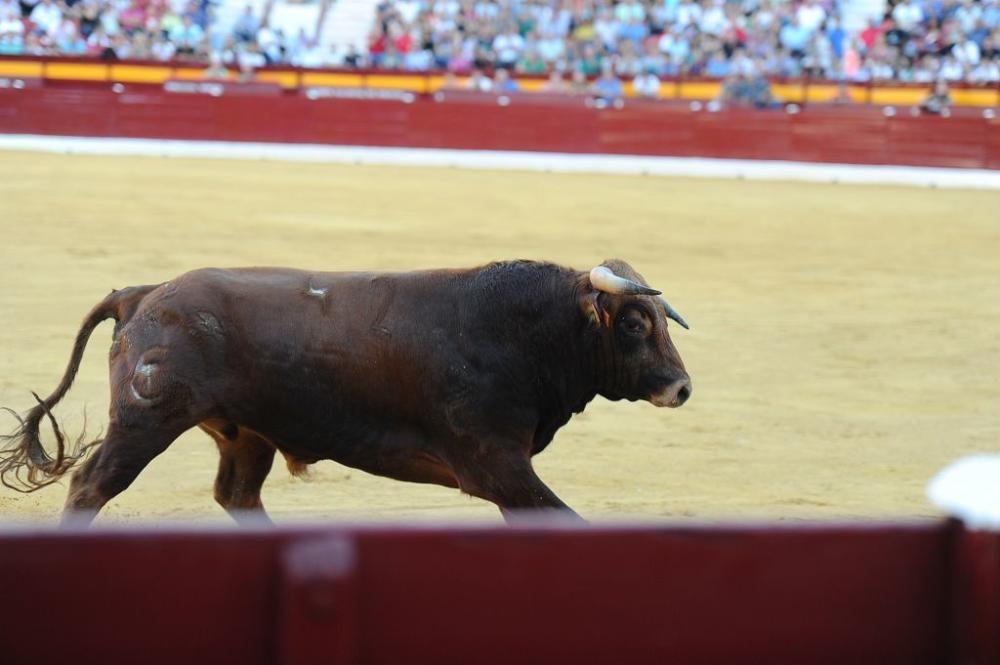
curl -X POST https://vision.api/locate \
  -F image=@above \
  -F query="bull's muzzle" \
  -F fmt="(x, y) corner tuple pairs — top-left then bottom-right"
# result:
(650, 378), (692, 408)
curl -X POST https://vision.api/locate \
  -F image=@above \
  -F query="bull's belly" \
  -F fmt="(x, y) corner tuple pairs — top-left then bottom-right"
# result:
(212, 378), (457, 488)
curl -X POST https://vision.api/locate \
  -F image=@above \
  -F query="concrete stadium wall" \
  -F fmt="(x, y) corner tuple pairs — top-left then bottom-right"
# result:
(1, 81), (998, 169)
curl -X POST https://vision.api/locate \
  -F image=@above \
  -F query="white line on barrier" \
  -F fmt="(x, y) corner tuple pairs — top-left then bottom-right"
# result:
(1, 134), (997, 189)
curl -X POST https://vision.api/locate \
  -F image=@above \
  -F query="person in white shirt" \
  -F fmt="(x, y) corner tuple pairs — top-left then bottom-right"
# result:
(699, 0), (729, 36)
(593, 7), (620, 50)
(536, 29), (564, 63)
(674, 0), (702, 28)
(632, 68), (661, 97)
(796, 0), (826, 33)
(492, 24), (524, 68)
(614, 0), (645, 23)
(468, 67), (494, 91)
(0, 6), (24, 50)
(953, 0), (982, 33)
(433, 0), (459, 16)
(29, 0), (61, 37)
(938, 55), (965, 80)
(969, 59), (1000, 82)
(395, 0), (424, 26)
(891, 0), (924, 33)
(952, 35), (981, 66)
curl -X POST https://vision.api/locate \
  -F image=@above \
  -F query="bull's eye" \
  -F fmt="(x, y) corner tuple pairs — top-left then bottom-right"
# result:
(618, 310), (649, 337)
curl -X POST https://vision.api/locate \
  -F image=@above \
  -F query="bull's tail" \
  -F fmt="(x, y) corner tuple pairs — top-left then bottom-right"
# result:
(0, 284), (161, 493)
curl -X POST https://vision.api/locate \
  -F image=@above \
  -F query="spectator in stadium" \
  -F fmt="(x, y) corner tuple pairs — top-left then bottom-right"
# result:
(517, 46), (547, 74)
(542, 68), (566, 91)
(591, 63), (624, 100)
(232, 3), (259, 43)
(718, 66), (779, 108)
(920, 78), (952, 113)
(494, 66), (520, 92)
(18, 0), (39, 19)
(493, 22), (524, 69)
(780, 15), (811, 58)
(632, 66), (662, 98)
(237, 39), (266, 81)
(55, 16), (85, 54)
(0, 5), (23, 54)
(569, 67), (590, 93)
(29, 0), (60, 38)
(12, 0), (1000, 89)
(468, 66), (493, 91)
(202, 50), (229, 78)
(797, 0), (827, 33)
(170, 14), (204, 58)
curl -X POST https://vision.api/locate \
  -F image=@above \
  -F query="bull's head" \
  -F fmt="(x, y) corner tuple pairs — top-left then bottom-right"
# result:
(581, 259), (692, 408)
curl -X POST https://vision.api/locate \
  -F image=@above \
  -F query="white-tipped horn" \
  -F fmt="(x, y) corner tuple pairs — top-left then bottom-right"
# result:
(589, 266), (661, 296)
(659, 295), (690, 330)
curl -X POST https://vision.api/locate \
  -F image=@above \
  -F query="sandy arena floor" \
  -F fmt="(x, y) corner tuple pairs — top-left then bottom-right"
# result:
(0, 151), (998, 525)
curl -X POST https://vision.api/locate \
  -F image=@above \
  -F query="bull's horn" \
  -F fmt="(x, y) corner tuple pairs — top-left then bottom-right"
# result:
(659, 295), (690, 330)
(589, 266), (661, 296)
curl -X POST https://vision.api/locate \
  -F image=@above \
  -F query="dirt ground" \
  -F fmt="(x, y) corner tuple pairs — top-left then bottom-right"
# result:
(0, 151), (997, 525)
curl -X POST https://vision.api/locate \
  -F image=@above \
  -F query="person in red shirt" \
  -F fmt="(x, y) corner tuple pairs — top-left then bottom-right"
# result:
(859, 17), (883, 51)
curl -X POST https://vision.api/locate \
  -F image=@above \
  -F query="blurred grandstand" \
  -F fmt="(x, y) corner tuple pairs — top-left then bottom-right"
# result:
(0, 0), (996, 84)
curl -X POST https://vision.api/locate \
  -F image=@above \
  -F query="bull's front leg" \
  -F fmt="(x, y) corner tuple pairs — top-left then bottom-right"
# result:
(452, 440), (586, 524)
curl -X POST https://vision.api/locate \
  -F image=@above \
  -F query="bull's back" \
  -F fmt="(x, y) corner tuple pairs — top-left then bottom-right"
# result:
(126, 267), (469, 452)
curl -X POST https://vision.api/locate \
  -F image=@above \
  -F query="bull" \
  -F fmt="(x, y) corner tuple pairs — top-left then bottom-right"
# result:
(0, 259), (691, 524)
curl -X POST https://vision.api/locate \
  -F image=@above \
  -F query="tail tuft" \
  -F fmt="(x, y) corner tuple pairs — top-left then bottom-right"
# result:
(0, 283), (158, 494)
(0, 401), (101, 493)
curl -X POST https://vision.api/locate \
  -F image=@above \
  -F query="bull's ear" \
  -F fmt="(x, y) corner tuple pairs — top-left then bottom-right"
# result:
(579, 290), (603, 329)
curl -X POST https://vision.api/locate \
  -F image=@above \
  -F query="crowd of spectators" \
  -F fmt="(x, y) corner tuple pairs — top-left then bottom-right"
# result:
(0, 0), (328, 72)
(368, 0), (1000, 83)
(0, 0), (997, 84)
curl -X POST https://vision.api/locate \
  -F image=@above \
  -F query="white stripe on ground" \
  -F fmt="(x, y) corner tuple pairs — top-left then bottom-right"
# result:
(1, 134), (997, 190)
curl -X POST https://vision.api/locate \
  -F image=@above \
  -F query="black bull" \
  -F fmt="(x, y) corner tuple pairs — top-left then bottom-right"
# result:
(0, 259), (691, 524)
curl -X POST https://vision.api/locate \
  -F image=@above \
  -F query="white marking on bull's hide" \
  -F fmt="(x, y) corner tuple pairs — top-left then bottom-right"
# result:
(130, 357), (162, 404)
(130, 383), (152, 404)
(306, 279), (328, 298)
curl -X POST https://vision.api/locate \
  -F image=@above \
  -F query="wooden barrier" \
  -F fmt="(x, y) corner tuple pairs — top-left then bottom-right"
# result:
(0, 521), (996, 665)
(0, 55), (998, 106)
(0, 82), (997, 168)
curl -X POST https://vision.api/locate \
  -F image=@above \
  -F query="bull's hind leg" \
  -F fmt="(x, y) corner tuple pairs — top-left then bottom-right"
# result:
(62, 422), (188, 527)
(200, 421), (276, 525)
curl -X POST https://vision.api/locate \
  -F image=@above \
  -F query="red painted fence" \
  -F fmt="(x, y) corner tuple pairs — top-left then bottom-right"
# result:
(1, 81), (998, 169)
(0, 520), (997, 665)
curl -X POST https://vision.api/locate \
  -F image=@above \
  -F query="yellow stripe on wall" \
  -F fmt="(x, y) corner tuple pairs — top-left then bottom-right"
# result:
(255, 70), (299, 88)
(771, 83), (805, 102)
(110, 64), (173, 83)
(869, 87), (925, 106)
(45, 62), (108, 81)
(3, 58), (996, 107)
(171, 67), (212, 80)
(657, 80), (679, 99)
(805, 84), (869, 103)
(301, 71), (365, 87)
(951, 89), (999, 107)
(516, 79), (546, 92)
(0, 60), (44, 77)
(365, 75), (428, 93)
(677, 82), (721, 100)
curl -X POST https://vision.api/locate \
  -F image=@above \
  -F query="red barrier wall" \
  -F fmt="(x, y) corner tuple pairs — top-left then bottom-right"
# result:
(0, 521), (997, 665)
(1, 83), (998, 169)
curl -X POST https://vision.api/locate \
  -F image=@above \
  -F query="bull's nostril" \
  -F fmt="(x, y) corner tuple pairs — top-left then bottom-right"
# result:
(676, 382), (692, 405)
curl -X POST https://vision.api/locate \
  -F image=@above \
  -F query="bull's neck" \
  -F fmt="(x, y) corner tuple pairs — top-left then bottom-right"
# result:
(526, 277), (604, 420)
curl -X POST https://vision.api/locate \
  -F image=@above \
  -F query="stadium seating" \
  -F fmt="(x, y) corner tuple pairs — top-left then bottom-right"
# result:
(0, 0), (996, 84)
